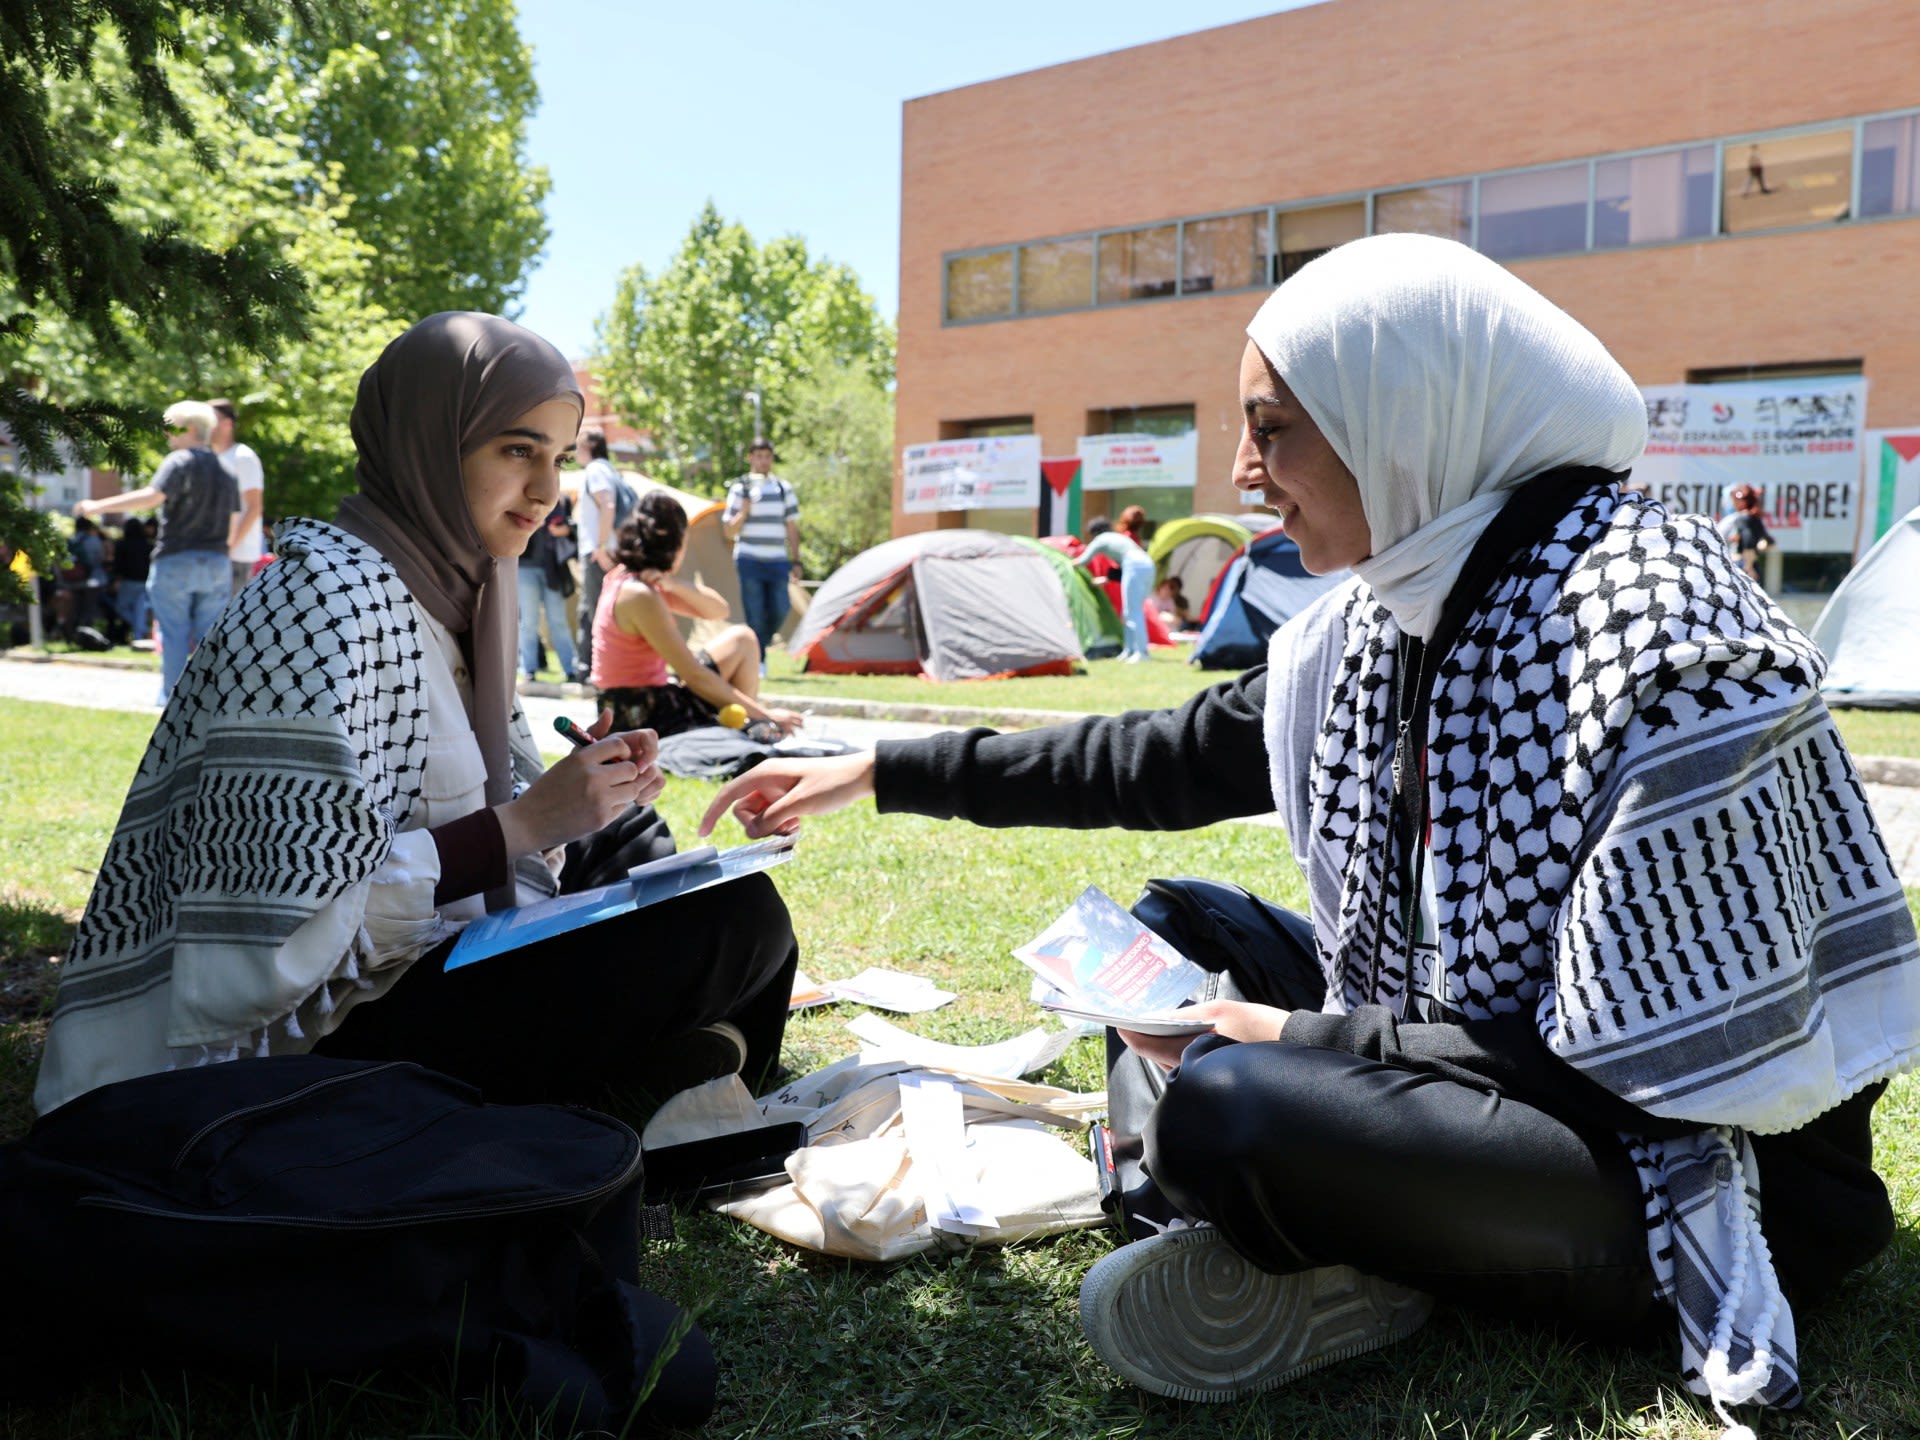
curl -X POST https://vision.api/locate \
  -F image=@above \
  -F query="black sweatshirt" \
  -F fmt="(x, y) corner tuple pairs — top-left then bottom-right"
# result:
(873, 679), (1892, 1303)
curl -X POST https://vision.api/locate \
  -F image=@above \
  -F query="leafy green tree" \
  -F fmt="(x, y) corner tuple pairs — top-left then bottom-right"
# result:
(595, 204), (893, 494)
(0, 0), (342, 601)
(22, 23), (392, 524)
(783, 363), (895, 580)
(291, 0), (550, 324)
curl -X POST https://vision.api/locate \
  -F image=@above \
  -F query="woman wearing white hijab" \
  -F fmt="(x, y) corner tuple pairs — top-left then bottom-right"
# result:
(37, 313), (799, 1120)
(700, 236), (1920, 1433)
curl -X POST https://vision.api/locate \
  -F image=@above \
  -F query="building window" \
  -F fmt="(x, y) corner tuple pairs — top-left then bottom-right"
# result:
(1373, 182), (1471, 244)
(945, 251), (1013, 321)
(1594, 146), (1715, 247)
(1181, 211), (1267, 294)
(1477, 163), (1589, 260)
(1276, 202), (1364, 279)
(1098, 224), (1179, 304)
(1722, 129), (1854, 234)
(1019, 237), (1094, 313)
(1861, 114), (1920, 218)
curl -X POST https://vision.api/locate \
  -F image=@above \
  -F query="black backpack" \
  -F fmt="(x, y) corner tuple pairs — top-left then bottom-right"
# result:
(0, 1055), (714, 1431)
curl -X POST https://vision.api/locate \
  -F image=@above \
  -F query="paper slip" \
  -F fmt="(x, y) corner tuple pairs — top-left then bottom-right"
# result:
(1012, 885), (1206, 1026)
(825, 968), (956, 1014)
(789, 969), (835, 1012)
(845, 1013), (1079, 1079)
(444, 834), (797, 971)
(899, 1076), (997, 1235)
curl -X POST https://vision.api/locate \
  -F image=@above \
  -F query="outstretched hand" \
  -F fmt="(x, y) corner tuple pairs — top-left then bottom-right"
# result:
(698, 752), (877, 839)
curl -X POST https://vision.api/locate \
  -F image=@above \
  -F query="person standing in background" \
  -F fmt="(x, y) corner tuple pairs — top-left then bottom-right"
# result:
(722, 438), (801, 661)
(111, 516), (152, 646)
(211, 398), (265, 598)
(1075, 515), (1155, 662)
(573, 426), (619, 682)
(517, 501), (577, 681)
(76, 400), (239, 703)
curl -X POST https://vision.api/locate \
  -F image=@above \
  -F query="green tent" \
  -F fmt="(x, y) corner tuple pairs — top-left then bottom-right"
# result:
(1148, 514), (1265, 621)
(1013, 536), (1123, 660)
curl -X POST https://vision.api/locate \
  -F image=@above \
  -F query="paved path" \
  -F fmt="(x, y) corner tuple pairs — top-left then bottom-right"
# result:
(5, 657), (1918, 881)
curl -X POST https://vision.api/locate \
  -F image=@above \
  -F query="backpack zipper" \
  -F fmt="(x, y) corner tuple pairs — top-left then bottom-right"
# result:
(86, 1132), (643, 1229)
(170, 1061), (415, 1171)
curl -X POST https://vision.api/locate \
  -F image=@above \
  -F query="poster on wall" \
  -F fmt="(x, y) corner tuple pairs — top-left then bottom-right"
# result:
(1077, 432), (1198, 491)
(901, 435), (1041, 514)
(1635, 377), (1867, 553)
(1861, 430), (1920, 553)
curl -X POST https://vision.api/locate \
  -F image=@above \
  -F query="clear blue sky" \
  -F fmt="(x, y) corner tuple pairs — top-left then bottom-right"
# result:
(515, 1), (1318, 359)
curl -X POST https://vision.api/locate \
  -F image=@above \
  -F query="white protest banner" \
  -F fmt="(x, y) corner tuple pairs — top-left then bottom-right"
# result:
(1076, 432), (1197, 491)
(1636, 377), (1867, 553)
(901, 436), (1040, 513)
(1861, 430), (1920, 555)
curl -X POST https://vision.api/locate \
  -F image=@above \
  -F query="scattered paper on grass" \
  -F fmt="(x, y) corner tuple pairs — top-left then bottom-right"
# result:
(845, 1013), (1079, 1079)
(825, 967), (956, 1013)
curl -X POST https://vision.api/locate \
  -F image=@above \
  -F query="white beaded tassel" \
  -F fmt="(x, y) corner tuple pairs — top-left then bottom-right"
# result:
(1700, 1127), (1782, 1440)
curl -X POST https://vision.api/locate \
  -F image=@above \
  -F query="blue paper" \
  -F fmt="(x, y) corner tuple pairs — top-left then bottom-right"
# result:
(444, 834), (797, 971)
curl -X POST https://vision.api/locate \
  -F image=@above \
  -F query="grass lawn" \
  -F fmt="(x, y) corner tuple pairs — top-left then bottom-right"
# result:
(3, 697), (1920, 1439)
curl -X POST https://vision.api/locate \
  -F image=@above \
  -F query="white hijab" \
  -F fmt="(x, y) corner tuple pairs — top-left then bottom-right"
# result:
(1245, 234), (1647, 637)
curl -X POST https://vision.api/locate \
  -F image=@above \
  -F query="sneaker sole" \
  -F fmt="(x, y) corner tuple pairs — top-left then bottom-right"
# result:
(1079, 1230), (1433, 1402)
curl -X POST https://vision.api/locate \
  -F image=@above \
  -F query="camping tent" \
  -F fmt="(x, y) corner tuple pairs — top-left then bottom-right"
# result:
(790, 530), (1082, 680)
(1810, 503), (1920, 708)
(1013, 536), (1123, 659)
(1190, 526), (1347, 669)
(1148, 514), (1270, 624)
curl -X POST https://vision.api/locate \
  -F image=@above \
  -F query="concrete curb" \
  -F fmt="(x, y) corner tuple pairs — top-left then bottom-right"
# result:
(1859, 755), (1920, 788)
(18, 649), (1920, 784)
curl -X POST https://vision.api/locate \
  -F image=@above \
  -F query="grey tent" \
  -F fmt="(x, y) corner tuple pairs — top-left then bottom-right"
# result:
(789, 530), (1082, 681)
(1810, 503), (1920, 708)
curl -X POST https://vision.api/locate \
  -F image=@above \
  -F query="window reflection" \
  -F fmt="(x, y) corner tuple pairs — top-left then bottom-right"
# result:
(1477, 164), (1589, 259)
(1721, 129), (1854, 234)
(1595, 146), (1715, 246)
(1861, 115), (1920, 218)
(1277, 202), (1364, 279)
(1181, 213), (1266, 294)
(1019, 237), (1094, 313)
(945, 252), (1014, 321)
(1098, 225), (1179, 304)
(1374, 183), (1471, 244)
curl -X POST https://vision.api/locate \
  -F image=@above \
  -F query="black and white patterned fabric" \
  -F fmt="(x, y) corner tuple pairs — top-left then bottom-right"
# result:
(1267, 486), (1920, 1418)
(36, 521), (432, 1112)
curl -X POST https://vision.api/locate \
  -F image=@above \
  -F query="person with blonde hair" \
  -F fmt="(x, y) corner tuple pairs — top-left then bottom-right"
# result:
(700, 235), (1920, 1430)
(77, 398), (239, 703)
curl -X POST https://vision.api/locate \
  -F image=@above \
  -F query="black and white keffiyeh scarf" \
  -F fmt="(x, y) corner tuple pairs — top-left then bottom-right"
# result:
(35, 521), (431, 1113)
(1268, 485), (1920, 1422)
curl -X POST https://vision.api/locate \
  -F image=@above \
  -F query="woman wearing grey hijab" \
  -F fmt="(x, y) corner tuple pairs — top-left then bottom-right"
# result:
(38, 312), (799, 1122)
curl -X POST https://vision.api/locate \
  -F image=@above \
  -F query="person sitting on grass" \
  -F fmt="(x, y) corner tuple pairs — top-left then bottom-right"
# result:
(35, 312), (800, 1131)
(696, 234), (1920, 1433)
(590, 488), (805, 740)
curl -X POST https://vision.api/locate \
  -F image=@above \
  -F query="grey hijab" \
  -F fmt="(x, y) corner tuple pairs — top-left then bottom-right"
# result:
(337, 312), (583, 811)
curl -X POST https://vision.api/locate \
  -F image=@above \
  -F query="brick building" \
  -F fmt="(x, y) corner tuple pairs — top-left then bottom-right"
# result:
(894, 0), (1920, 574)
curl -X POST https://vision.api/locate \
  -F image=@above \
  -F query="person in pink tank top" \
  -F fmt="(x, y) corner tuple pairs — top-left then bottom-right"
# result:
(591, 490), (805, 739)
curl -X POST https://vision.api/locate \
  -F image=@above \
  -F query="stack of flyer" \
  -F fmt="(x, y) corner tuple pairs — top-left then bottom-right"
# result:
(1013, 885), (1213, 1036)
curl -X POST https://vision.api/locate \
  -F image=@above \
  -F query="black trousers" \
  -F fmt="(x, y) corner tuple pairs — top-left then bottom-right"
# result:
(316, 867), (798, 1109)
(1112, 879), (1659, 1343)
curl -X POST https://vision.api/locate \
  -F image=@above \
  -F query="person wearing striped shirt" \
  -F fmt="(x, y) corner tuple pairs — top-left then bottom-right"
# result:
(722, 438), (801, 656)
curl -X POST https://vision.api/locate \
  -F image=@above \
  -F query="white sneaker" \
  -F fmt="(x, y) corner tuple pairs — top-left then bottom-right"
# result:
(1078, 1229), (1431, 1402)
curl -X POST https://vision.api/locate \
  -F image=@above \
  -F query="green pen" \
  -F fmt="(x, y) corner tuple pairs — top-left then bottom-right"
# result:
(554, 716), (595, 749)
